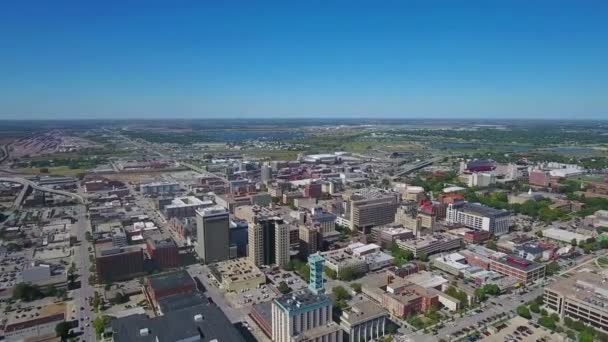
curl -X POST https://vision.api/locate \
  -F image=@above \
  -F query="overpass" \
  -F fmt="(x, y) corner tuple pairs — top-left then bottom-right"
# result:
(179, 162), (229, 183)
(0, 176), (84, 206)
(392, 157), (443, 178)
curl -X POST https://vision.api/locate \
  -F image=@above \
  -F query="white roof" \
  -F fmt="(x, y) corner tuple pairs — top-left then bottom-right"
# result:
(543, 228), (588, 242)
(407, 271), (448, 289)
(443, 186), (466, 193)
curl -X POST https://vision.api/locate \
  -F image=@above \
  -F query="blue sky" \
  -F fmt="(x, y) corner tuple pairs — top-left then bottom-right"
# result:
(0, 1), (607, 120)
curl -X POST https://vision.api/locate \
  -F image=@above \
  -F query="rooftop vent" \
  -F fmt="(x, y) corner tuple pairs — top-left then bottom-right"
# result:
(139, 328), (150, 336)
(194, 314), (204, 322)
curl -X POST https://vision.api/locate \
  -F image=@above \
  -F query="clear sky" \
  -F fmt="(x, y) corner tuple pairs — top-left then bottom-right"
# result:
(1, 1), (607, 120)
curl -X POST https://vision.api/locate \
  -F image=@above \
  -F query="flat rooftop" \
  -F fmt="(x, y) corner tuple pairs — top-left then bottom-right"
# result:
(399, 234), (461, 248)
(274, 290), (332, 312)
(341, 300), (387, 325)
(147, 270), (194, 292)
(461, 202), (510, 218)
(166, 196), (211, 208)
(5, 302), (66, 328)
(493, 254), (545, 272)
(209, 258), (264, 282)
(547, 271), (608, 308)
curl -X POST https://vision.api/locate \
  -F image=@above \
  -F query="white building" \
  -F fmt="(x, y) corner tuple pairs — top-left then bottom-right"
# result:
(446, 202), (510, 236)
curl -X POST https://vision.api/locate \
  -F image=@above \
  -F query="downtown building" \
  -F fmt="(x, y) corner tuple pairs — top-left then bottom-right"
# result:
(348, 188), (400, 233)
(271, 254), (343, 342)
(545, 271), (608, 333)
(195, 206), (230, 264)
(236, 205), (291, 267)
(446, 202), (511, 236)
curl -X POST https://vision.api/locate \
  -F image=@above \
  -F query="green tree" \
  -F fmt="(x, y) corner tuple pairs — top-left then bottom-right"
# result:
(418, 251), (428, 262)
(546, 261), (560, 276)
(332, 286), (351, 301)
(92, 315), (111, 337)
(350, 283), (362, 294)
(92, 291), (101, 312)
(529, 303), (540, 313)
(12, 283), (43, 301)
(278, 281), (290, 294)
(324, 267), (337, 280)
(571, 238), (578, 247)
(55, 321), (71, 339)
(516, 305), (531, 319)
(474, 288), (487, 302)
(538, 316), (556, 330)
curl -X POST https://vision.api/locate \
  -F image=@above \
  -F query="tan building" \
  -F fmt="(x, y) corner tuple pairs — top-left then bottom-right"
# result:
(299, 225), (320, 256)
(209, 258), (266, 292)
(340, 301), (389, 342)
(349, 188), (400, 233)
(275, 222), (291, 268)
(545, 271), (608, 333)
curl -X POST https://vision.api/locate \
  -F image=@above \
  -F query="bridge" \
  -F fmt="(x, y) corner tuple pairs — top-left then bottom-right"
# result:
(392, 157), (443, 178)
(0, 177), (84, 207)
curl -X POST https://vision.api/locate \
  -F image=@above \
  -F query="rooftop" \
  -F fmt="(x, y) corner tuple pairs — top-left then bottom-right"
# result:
(340, 300), (388, 326)
(111, 301), (245, 342)
(147, 270), (195, 293)
(493, 254), (545, 272)
(460, 202), (510, 218)
(209, 258), (264, 283)
(274, 290), (332, 313)
(547, 271), (608, 309)
(166, 196), (212, 209)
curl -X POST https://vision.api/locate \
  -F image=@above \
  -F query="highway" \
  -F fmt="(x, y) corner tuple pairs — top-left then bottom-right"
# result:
(392, 157), (443, 178)
(0, 176), (85, 205)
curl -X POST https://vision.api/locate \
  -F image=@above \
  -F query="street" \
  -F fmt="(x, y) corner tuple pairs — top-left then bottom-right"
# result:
(70, 204), (95, 341)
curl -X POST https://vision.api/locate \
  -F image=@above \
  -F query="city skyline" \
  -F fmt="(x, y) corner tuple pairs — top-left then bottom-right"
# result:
(1, 1), (607, 120)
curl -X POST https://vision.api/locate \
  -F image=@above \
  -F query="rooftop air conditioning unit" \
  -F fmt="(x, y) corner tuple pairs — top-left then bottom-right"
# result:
(139, 328), (150, 336)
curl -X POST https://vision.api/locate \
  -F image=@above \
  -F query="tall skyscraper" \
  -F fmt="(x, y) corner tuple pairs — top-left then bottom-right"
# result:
(275, 223), (290, 268)
(195, 206), (230, 264)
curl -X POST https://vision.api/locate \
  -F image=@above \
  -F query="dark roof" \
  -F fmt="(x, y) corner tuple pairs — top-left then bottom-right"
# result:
(112, 302), (245, 342)
(158, 293), (208, 314)
(462, 203), (510, 218)
(274, 290), (331, 312)
(147, 270), (194, 292)
(251, 301), (272, 327)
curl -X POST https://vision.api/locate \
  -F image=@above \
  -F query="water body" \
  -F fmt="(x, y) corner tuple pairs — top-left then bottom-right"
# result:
(547, 147), (596, 155)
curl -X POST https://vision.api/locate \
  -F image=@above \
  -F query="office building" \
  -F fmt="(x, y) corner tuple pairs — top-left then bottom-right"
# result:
(275, 222), (291, 268)
(164, 196), (214, 218)
(96, 244), (144, 282)
(146, 270), (196, 307)
(229, 219), (248, 258)
(146, 238), (179, 269)
(140, 181), (180, 195)
(111, 226), (128, 247)
(195, 206), (230, 264)
(261, 163), (272, 183)
(349, 188), (400, 233)
(489, 254), (545, 285)
(529, 169), (552, 187)
(308, 253), (325, 294)
(304, 182), (323, 198)
(272, 291), (341, 342)
(237, 205), (285, 267)
(446, 202), (511, 236)
(299, 225), (321, 257)
(372, 226), (414, 248)
(340, 301), (389, 342)
(545, 272), (608, 334)
(208, 258), (266, 292)
(311, 207), (337, 235)
(396, 234), (462, 258)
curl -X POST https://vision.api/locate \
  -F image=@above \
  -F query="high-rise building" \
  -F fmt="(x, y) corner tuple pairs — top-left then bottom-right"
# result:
(237, 206), (285, 267)
(261, 163), (272, 184)
(275, 222), (291, 268)
(349, 188), (400, 233)
(299, 225), (320, 257)
(195, 206), (230, 264)
(146, 238), (179, 269)
(308, 253), (325, 295)
(96, 244), (144, 282)
(271, 254), (342, 342)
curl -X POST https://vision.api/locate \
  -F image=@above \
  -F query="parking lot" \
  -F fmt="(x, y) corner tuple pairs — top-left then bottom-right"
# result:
(266, 269), (308, 292)
(228, 283), (278, 307)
